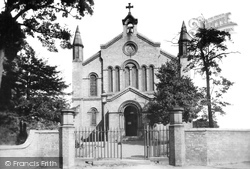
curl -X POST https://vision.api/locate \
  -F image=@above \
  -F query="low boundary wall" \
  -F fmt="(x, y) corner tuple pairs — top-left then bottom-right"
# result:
(185, 128), (250, 165)
(0, 130), (59, 157)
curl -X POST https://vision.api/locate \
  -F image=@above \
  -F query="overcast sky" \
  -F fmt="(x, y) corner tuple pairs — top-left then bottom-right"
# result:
(2, 0), (250, 129)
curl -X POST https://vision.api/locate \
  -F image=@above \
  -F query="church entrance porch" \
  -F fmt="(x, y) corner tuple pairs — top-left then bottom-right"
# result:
(124, 105), (138, 136)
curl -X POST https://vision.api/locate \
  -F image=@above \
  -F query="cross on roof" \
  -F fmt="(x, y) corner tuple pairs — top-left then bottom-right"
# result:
(126, 3), (133, 13)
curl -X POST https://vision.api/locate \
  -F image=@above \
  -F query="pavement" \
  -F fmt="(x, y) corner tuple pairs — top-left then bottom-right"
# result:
(75, 159), (250, 169)
(75, 139), (250, 169)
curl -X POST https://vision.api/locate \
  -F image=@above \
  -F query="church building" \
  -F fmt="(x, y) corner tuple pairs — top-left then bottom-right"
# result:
(72, 3), (190, 137)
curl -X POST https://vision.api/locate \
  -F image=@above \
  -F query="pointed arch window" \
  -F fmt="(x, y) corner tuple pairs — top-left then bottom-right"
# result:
(108, 67), (113, 92)
(89, 73), (98, 96)
(141, 66), (147, 91)
(148, 65), (154, 91)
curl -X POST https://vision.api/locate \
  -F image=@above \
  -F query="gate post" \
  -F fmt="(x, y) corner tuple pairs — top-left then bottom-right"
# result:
(59, 109), (76, 169)
(169, 107), (185, 166)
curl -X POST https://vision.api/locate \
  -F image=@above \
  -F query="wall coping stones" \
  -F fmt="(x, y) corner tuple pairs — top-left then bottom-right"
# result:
(185, 128), (250, 132)
(0, 130), (58, 150)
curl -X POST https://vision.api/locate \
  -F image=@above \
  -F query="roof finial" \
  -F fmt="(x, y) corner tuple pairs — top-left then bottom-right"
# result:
(181, 21), (187, 32)
(126, 3), (133, 14)
(76, 25), (80, 33)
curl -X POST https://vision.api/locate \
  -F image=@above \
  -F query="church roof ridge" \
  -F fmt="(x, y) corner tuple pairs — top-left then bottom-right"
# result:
(108, 87), (153, 102)
(160, 49), (176, 60)
(100, 33), (123, 49)
(136, 33), (161, 47)
(82, 51), (101, 66)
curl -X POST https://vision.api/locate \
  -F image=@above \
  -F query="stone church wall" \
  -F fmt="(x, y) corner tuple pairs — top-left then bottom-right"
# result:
(82, 58), (102, 98)
(75, 100), (102, 128)
(101, 34), (171, 93)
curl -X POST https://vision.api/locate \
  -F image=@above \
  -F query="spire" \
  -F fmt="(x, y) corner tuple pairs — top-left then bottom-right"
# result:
(73, 26), (83, 62)
(178, 21), (191, 43)
(178, 21), (192, 78)
(73, 26), (83, 47)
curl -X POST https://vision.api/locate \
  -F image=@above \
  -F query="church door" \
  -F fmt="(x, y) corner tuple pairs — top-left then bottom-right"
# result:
(124, 106), (138, 136)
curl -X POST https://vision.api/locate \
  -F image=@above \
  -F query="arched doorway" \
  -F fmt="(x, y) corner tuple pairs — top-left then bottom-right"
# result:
(124, 105), (138, 136)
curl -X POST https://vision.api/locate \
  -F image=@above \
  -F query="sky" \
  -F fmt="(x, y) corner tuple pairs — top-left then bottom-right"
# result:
(2, 0), (250, 129)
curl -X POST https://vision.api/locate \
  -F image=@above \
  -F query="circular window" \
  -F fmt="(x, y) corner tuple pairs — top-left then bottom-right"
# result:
(123, 41), (137, 56)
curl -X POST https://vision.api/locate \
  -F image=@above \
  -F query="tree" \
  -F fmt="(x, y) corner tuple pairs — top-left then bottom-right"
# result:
(187, 27), (234, 127)
(0, 0), (94, 88)
(0, 41), (69, 128)
(146, 60), (203, 126)
(193, 114), (219, 128)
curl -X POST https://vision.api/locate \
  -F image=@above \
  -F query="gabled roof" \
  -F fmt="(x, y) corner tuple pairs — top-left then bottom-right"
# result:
(160, 49), (176, 60)
(82, 51), (101, 66)
(100, 32), (162, 50)
(100, 33), (123, 49)
(107, 87), (153, 102)
(85, 32), (175, 65)
(137, 33), (161, 47)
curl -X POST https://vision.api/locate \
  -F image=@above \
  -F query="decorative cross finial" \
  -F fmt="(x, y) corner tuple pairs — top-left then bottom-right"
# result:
(126, 3), (133, 13)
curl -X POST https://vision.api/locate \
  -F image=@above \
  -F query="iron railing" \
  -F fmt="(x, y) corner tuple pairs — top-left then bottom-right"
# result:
(143, 125), (169, 158)
(75, 125), (169, 160)
(75, 128), (122, 159)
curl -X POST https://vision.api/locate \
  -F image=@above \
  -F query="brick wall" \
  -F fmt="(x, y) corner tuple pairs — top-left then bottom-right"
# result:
(185, 128), (250, 165)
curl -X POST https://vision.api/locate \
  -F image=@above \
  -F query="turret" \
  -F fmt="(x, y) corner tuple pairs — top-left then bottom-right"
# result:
(178, 21), (191, 77)
(72, 26), (84, 112)
(73, 26), (84, 62)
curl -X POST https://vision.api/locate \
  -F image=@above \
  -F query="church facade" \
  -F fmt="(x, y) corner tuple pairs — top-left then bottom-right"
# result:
(72, 4), (190, 137)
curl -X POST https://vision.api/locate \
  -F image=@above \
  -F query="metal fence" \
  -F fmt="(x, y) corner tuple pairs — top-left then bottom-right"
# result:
(75, 125), (169, 160)
(75, 128), (122, 159)
(143, 125), (169, 158)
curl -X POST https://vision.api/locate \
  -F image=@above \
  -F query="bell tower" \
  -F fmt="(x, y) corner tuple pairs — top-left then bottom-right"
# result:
(122, 3), (138, 37)
(178, 21), (191, 78)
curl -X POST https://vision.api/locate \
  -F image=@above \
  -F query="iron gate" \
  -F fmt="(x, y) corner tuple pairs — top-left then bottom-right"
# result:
(143, 126), (169, 159)
(75, 125), (169, 160)
(75, 128), (122, 159)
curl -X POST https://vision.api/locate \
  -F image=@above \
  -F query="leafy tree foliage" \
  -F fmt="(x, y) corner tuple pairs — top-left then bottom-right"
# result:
(187, 27), (234, 127)
(193, 114), (219, 128)
(145, 60), (203, 126)
(0, 0), (94, 88)
(16, 42), (68, 99)
(0, 111), (19, 145)
(0, 42), (69, 130)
